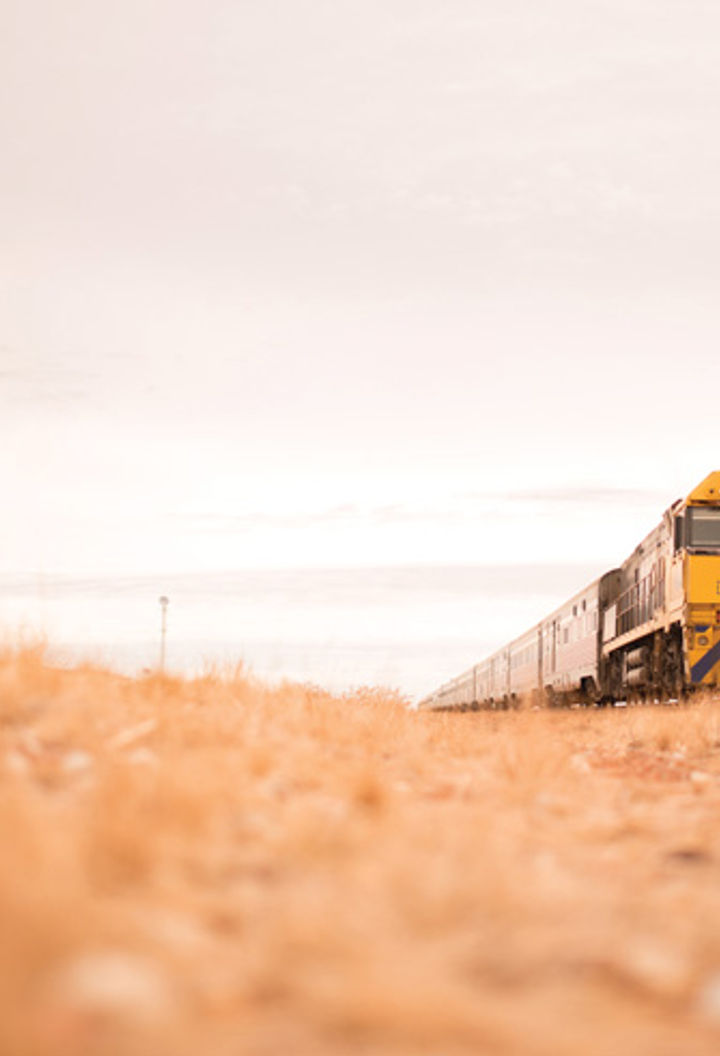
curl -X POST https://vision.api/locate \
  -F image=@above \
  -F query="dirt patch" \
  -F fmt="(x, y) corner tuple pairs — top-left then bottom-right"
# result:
(2, 647), (720, 1055)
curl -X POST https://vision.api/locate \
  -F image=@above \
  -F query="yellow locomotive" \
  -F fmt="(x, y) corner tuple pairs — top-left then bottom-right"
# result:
(421, 471), (720, 709)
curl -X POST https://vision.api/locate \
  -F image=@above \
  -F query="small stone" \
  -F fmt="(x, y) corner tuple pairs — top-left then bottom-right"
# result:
(18, 731), (42, 757)
(61, 751), (93, 774)
(690, 770), (712, 786)
(570, 753), (591, 774)
(696, 974), (720, 1023)
(5, 750), (29, 775)
(620, 940), (690, 997)
(147, 910), (209, 953)
(126, 747), (158, 766)
(52, 951), (175, 1023)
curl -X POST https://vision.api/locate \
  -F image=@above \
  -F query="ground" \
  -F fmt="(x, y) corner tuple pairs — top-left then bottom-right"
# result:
(2, 646), (720, 1055)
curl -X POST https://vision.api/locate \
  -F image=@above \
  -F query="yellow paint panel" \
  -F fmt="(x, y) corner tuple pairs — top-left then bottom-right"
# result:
(686, 555), (720, 605)
(687, 471), (720, 505)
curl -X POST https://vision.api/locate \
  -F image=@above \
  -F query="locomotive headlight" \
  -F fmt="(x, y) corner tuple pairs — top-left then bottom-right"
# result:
(698, 635), (709, 647)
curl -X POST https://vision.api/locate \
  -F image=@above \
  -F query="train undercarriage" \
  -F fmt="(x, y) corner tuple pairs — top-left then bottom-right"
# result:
(602, 625), (685, 703)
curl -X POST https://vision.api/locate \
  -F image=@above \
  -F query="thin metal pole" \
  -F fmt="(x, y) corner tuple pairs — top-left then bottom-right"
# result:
(159, 596), (169, 673)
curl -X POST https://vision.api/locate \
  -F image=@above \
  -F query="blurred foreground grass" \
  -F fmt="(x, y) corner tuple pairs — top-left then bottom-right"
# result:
(3, 646), (720, 1054)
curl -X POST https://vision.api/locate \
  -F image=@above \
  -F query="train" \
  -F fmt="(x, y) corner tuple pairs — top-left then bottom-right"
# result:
(420, 471), (720, 709)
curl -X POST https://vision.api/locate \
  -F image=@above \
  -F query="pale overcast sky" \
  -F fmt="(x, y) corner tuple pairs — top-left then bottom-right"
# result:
(2, 0), (720, 579)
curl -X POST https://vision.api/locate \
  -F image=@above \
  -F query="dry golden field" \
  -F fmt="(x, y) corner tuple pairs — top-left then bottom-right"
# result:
(3, 647), (720, 1055)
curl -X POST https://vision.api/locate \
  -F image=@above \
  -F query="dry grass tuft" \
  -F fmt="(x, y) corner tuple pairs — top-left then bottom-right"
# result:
(2, 646), (720, 1054)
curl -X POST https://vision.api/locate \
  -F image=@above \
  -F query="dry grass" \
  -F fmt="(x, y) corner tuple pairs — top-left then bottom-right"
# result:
(3, 647), (720, 1054)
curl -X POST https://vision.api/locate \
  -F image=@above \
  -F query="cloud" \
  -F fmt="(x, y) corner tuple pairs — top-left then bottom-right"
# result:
(495, 486), (673, 507)
(0, 562), (604, 604)
(0, 347), (96, 410)
(179, 505), (366, 534)
(173, 486), (672, 539)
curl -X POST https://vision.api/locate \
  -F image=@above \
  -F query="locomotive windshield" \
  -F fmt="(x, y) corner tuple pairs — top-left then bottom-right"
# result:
(687, 507), (720, 550)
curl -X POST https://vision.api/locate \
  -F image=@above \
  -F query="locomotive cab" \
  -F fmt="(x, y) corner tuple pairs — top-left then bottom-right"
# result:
(678, 472), (720, 688)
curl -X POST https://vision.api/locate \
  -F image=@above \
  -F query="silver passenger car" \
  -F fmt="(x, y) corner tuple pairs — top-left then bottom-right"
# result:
(420, 574), (619, 709)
